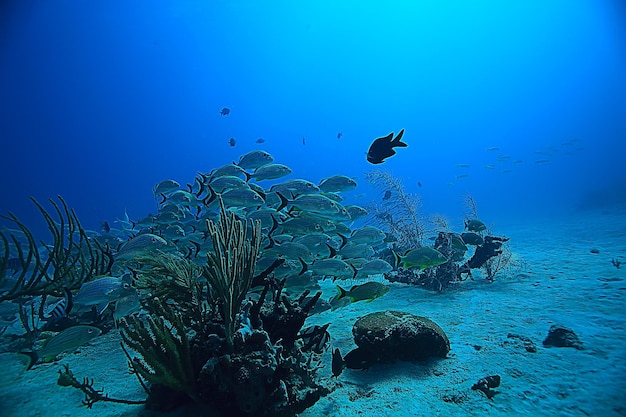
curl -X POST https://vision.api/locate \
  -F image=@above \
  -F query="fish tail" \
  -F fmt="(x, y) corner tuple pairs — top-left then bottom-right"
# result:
(336, 285), (347, 299)
(392, 250), (400, 268)
(298, 258), (308, 275)
(393, 129), (407, 147)
(276, 192), (289, 211)
(19, 351), (39, 371)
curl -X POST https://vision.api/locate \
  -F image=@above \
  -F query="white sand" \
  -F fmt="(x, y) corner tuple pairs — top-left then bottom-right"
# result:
(1, 208), (624, 417)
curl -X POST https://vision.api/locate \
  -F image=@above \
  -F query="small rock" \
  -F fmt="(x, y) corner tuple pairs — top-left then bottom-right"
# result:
(543, 325), (584, 350)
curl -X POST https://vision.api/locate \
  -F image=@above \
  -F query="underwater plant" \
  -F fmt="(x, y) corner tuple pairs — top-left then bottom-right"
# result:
(0, 196), (112, 302)
(364, 170), (426, 250)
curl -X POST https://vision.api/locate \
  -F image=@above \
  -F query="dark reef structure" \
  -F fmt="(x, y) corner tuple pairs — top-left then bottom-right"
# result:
(386, 232), (511, 291)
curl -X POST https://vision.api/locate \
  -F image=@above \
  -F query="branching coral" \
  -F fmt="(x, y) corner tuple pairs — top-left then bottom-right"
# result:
(201, 196), (262, 351)
(132, 252), (207, 330)
(0, 196), (112, 302)
(120, 297), (196, 400)
(364, 170), (425, 250)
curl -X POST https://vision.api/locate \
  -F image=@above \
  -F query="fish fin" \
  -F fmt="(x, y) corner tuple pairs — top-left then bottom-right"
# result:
(337, 234), (348, 249)
(350, 264), (357, 279)
(268, 214), (279, 236)
(382, 132), (394, 142)
(263, 235), (275, 250)
(19, 351), (39, 371)
(243, 171), (251, 182)
(276, 192), (289, 212)
(63, 287), (73, 316)
(336, 285), (347, 299)
(392, 129), (407, 147)
(392, 250), (400, 268)
(203, 185), (217, 206)
(298, 258), (308, 275)
(327, 243), (337, 258)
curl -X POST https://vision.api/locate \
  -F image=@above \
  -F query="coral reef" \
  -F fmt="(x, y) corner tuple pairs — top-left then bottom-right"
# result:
(202, 196), (262, 351)
(364, 170), (425, 250)
(0, 196), (112, 302)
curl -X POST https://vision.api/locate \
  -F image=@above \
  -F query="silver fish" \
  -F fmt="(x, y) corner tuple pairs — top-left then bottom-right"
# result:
(22, 325), (102, 369)
(237, 150), (274, 170)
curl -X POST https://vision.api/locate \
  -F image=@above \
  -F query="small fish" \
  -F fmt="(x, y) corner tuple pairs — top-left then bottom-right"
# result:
(337, 132), (342, 139)
(299, 324), (331, 354)
(417, 181), (422, 187)
(153, 179), (180, 196)
(73, 276), (135, 310)
(100, 221), (111, 233)
(332, 348), (345, 377)
(382, 190), (392, 201)
(256, 138), (265, 143)
(394, 247), (447, 270)
(228, 137), (236, 147)
(249, 164), (292, 182)
(113, 291), (141, 322)
(41, 288), (73, 323)
(366, 129), (407, 164)
(349, 226), (386, 244)
(221, 188), (265, 208)
(355, 260), (393, 278)
(483, 164), (495, 170)
(461, 232), (484, 246)
(337, 281), (390, 302)
(21, 325), (102, 370)
(220, 107), (230, 116)
(464, 219), (487, 232)
(318, 175), (357, 193)
(345, 205), (368, 221)
(302, 136), (306, 145)
(456, 163), (471, 168)
(486, 146), (500, 151)
(116, 234), (168, 261)
(237, 150), (274, 169)
(455, 174), (469, 180)
(300, 258), (356, 280)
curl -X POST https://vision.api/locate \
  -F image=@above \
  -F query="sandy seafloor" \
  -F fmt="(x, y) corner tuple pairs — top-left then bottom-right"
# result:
(0, 207), (624, 417)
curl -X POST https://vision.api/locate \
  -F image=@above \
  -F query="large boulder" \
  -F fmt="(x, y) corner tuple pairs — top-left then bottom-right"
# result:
(345, 311), (450, 369)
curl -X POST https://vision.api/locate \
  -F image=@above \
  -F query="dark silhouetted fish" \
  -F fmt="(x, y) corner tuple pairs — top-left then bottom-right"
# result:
(366, 129), (407, 164)
(337, 132), (342, 139)
(256, 138), (265, 143)
(101, 221), (111, 233)
(220, 107), (230, 116)
(382, 190), (392, 201)
(228, 137), (236, 147)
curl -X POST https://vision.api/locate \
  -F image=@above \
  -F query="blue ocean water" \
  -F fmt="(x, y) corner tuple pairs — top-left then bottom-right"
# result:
(1, 3), (626, 416)
(1, 0), (625, 233)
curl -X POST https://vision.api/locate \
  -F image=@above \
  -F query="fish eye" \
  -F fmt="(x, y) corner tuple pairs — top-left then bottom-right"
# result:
(123, 283), (130, 289)
(88, 328), (94, 334)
